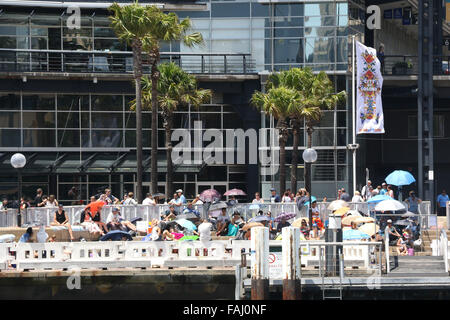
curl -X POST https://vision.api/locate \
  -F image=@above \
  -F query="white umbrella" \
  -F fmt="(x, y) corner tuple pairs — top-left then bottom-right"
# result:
(401, 211), (418, 218)
(374, 199), (406, 212)
(327, 200), (348, 211)
(346, 210), (362, 217)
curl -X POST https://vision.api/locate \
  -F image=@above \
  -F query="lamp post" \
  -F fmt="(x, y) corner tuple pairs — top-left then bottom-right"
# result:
(302, 148), (317, 226)
(11, 153), (26, 227)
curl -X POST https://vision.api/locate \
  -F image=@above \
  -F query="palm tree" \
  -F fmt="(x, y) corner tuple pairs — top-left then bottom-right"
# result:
(264, 68), (346, 194)
(136, 63), (211, 199)
(251, 86), (300, 195)
(141, 7), (203, 196)
(109, 1), (155, 203)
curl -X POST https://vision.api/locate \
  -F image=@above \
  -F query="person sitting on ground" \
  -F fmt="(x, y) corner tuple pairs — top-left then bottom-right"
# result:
(50, 204), (75, 241)
(300, 219), (310, 239)
(106, 207), (137, 233)
(80, 208), (104, 236)
(397, 235), (408, 256)
(309, 223), (320, 240)
(227, 212), (242, 237)
(161, 204), (177, 221)
(169, 193), (183, 214)
(216, 207), (230, 236)
(198, 219), (213, 242)
(182, 202), (200, 217)
(19, 227), (33, 243)
(276, 217), (291, 234)
(48, 234), (57, 243)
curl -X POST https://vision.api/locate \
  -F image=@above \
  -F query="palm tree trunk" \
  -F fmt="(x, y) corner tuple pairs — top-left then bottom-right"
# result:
(150, 49), (160, 195)
(290, 119), (300, 193)
(132, 40), (143, 203)
(278, 119), (288, 196)
(163, 111), (173, 200)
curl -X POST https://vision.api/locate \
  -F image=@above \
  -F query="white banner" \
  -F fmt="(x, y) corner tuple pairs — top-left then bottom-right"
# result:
(356, 41), (384, 134)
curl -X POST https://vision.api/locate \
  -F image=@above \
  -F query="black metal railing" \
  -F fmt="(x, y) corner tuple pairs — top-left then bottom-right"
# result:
(0, 48), (256, 75)
(382, 55), (450, 76)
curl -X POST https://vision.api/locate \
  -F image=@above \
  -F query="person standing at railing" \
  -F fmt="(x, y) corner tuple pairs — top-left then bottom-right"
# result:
(405, 191), (421, 214)
(252, 192), (264, 204)
(437, 189), (449, 216)
(380, 183), (388, 195)
(0, 198), (10, 211)
(281, 191), (292, 203)
(192, 194), (203, 205)
(340, 188), (351, 202)
(176, 189), (187, 204)
(169, 193), (183, 215)
(387, 185), (395, 199)
(142, 193), (156, 205)
(361, 180), (372, 201)
(45, 195), (59, 208)
(33, 188), (44, 207)
(102, 188), (120, 205)
(377, 44), (385, 74)
(269, 188), (281, 203)
(352, 191), (363, 203)
(122, 192), (137, 205)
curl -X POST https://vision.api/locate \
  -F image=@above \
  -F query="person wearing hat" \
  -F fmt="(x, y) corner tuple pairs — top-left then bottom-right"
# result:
(270, 188), (281, 203)
(405, 190), (421, 214)
(386, 219), (401, 246)
(380, 183), (388, 195)
(50, 204), (74, 241)
(176, 189), (187, 204)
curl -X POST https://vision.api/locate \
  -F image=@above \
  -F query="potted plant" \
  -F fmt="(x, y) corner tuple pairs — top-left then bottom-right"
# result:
(392, 61), (412, 75)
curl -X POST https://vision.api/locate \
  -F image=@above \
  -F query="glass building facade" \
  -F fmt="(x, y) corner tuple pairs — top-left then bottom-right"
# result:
(0, 0), (365, 202)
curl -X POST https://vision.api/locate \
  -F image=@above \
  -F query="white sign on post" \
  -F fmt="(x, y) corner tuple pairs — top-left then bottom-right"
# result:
(268, 252), (282, 279)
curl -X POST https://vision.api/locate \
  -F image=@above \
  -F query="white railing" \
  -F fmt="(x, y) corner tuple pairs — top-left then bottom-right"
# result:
(0, 209), (18, 227)
(439, 229), (449, 273)
(385, 226), (390, 273)
(0, 239), (378, 272)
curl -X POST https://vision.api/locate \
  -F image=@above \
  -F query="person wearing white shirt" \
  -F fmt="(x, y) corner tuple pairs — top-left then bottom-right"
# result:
(192, 194), (203, 205)
(281, 191), (292, 203)
(351, 191), (363, 203)
(198, 219), (212, 242)
(252, 192), (264, 204)
(106, 207), (136, 232)
(122, 192), (137, 205)
(142, 193), (156, 205)
(176, 189), (187, 204)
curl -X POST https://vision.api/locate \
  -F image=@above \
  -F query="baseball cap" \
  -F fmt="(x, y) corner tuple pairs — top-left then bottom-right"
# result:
(112, 207), (120, 212)
(270, 188), (276, 192)
(176, 189), (183, 193)
(387, 219), (392, 223)
(382, 182), (387, 186)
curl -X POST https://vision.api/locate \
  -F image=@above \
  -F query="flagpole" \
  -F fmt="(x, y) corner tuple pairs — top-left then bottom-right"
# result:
(352, 35), (357, 194)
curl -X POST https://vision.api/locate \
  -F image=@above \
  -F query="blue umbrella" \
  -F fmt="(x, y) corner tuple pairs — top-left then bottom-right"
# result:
(367, 194), (392, 203)
(304, 196), (317, 206)
(250, 215), (271, 223)
(175, 218), (197, 231)
(343, 229), (370, 240)
(385, 170), (416, 186)
(100, 230), (133, 241)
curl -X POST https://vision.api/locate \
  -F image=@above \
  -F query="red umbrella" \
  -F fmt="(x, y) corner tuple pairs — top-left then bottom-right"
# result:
(224, 188), (246, 196)
(199, 189), (221, 203)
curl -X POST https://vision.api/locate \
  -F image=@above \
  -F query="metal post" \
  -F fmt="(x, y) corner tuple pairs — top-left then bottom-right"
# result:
(224, 55), (227, 73)
(282, 227), (301, 300)
(352, 35), (357, 194)
(251, 227), (269, 300)
(17, 169), (22, 227)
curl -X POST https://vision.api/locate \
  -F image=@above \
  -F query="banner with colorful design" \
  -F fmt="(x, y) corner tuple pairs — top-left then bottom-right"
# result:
(356, 41), (384, 134)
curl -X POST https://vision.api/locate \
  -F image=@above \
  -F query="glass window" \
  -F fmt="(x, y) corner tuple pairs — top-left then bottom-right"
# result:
(91, 130), (123, 148)
(63, 27), (92, 38)
(0, 129), (20, 147)
(94, 27), (116, 38)
(0, 112), (20, 127)
(57, 130), (90, 147)
(305, 37), (335, 64)
(274, 4), (304, 17)
(124, 112), (151, 129)
(312, 129), (334, 146)
(23, 94), (55, 110)
(91, 95), (123, 111)
(57, 95), (89, 111)
(23, 112), (55, 128)
(274, 39), (304, 64)
(337, 111), (347, 127)
(223, 113), (243, 129)
(57, 112), (90, 129)
(31, 37), (47, 49)
(125, 130), (151, 148)
(63, 37), (92, 50)
(252, 3), (270, 17)
(317, 111), (334, 127)
(94, 38), (125, 51)
(23, 129), (55, 147)
(211, 3), (250, 17)
(91, 112), (123, 129)
(0, 93), (19, 110)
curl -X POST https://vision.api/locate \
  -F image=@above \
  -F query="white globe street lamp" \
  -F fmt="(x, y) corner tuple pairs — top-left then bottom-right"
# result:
(302, 148), (317, 235)
(10, 153), (26, 227)
(302, 148), (318, 163)
(11, 153), (26, 169)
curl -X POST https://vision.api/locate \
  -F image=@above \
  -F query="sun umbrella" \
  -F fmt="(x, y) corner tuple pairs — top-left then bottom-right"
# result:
(394, 219), (410, 226)
(208, 201), (228, 212)
(224, 188), (246, 196)
(385, 170), (416, 186)
(177, 212), (199, 220)
(346, 210), (362, 217)
(274, 212), (296, 222)
(242, 222), (264, 232)
(401, 211), (418, 218)
(358, 223), (379, 237)
(367, 194), (392, 203)
(327, 200), (348, 211)
(374, 199), (406, 212)
(199, 189), (221, 203)
(343, 229), (370, 240)
(249, 204), (260, 210)
(341, 215), (360, 226)
(304, 196), (317, 206)
(292, 218), (309, 228)
(152, 193), (165, 198)
(250, 215), (271, 223)
(209, 210), (222, 218)
(175, 218), (197, 231)
(334, 206), (350, 216)
(100, 230), (133, 241)
(354, 217), (375, 224)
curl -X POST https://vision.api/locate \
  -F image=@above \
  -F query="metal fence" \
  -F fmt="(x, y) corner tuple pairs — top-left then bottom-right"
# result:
(0, 209), (18, 228)
(0, 48), (255, 75)
(382, 55), (450, 76)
